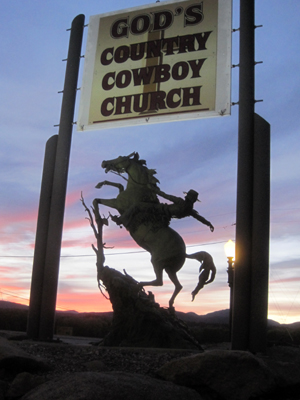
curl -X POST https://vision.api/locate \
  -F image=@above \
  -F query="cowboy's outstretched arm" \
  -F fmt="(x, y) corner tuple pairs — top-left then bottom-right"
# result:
(190, 210), (214, 232)
(154, 188), (181, 204)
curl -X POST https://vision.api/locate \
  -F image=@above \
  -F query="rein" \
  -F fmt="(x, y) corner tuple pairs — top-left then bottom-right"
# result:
(110, 170), (128, 182)
(111, 165), (149, 188)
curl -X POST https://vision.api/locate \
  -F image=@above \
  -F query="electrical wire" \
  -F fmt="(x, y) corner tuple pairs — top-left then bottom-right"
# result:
(0, 240), (230, 259)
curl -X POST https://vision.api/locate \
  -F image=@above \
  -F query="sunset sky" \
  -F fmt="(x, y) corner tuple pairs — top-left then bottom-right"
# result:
(1, 0), (299, 324)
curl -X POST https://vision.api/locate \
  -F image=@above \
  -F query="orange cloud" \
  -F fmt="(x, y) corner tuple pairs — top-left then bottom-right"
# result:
(56, 291), (112, 313)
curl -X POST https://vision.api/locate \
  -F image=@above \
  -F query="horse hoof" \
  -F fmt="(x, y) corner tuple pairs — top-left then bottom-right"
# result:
(168, 305), (175, 314)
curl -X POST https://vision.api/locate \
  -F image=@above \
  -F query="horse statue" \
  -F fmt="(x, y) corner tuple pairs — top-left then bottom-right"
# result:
(93, 152), (214, 308)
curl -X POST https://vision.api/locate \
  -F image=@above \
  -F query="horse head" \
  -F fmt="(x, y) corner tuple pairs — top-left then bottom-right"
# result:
(101, 152), (157, 185)
(101, 152), (141, 174)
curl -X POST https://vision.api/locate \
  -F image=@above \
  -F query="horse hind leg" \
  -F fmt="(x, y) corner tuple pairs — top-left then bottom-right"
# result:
(139, 268), (163, 288)
(166, 270), (183, 308)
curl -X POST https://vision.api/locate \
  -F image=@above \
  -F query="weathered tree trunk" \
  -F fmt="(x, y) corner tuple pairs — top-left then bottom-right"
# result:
(99, 266), (201, 349)
(81, 196), (202, 350)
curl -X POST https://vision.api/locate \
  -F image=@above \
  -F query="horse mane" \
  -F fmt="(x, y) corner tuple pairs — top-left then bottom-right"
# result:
(133, 152), (146, 166)
(132, 152), (160, 188)
(148, 169), (160, 187)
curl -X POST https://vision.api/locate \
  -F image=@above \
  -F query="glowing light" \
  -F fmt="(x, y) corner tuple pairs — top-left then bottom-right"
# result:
(224, 240), (235, 259)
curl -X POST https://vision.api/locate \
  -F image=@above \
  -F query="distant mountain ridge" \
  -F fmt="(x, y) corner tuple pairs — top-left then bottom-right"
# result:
(0, 300), (79, 314)
(0, 300), (29, 310)
(0, 300), (283, 327)
(176, 309), (280, 327)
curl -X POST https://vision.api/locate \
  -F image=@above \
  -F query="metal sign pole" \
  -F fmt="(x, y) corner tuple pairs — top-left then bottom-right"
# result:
(232, 1), (270, 352)
(27, 135), (58, 339)
(38, 14), (85, 341)
(231, 0), (255, 350)
(250, 114), (270, 353)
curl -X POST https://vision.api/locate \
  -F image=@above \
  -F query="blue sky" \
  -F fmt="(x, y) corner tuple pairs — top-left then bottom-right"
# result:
(0, 0), (299, 323)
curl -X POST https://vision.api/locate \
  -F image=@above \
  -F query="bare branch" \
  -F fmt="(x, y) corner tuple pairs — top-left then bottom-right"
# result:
(81, 191), (111, 301)
(98, 281), (110, 300)
(81, 192), (98, 238)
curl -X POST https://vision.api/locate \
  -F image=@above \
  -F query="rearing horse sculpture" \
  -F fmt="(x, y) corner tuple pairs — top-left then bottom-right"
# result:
(93, 152), (213, 308)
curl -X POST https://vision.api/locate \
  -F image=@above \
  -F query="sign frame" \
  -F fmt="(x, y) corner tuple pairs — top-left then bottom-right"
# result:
(78, 0), (232, 131)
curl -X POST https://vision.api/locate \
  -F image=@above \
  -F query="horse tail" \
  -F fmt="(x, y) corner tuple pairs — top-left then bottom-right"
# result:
(185, 251), (208, 263)
(185, 251), (217, 284)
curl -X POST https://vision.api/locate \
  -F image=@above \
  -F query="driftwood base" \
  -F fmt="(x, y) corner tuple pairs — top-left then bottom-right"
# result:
(81, 196), (201, 350)
(99, 265), (202, 350)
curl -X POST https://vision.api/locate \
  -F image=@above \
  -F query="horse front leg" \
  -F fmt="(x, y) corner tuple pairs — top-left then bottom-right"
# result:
(93, 197), (119, 211)
(95, 180), (124, 193)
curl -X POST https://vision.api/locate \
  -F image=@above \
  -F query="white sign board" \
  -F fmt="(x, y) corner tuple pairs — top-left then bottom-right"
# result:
(78, 0), (232, 131)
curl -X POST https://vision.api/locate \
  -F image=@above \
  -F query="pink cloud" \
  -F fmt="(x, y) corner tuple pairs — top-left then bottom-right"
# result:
(61, 239), (95, 249)
(0, 208), (37, 228)
(0, 265), (27, 281)
(65, 190), (84, 208)
(63, 273), (95, 280)
(0, 278), (17, 285)
(0, 265), (18, 274)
